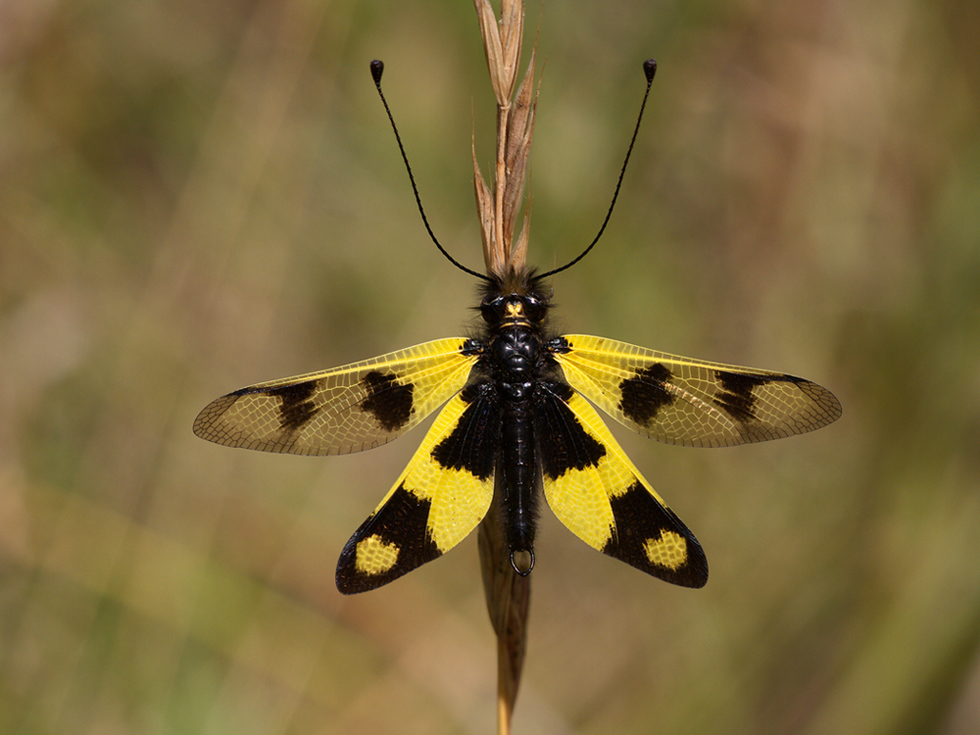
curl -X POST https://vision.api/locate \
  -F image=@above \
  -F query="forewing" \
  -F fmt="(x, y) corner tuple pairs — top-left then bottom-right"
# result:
(193, 338), (477, 456)
(535, 382), (708, 588)
(554, 335), (841, 448)
(336, 382), (499, 593)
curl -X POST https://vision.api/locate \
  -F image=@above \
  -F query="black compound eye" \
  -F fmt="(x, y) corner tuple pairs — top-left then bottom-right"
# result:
(481, 295), (506, 323)
(522, 296), (546, 322)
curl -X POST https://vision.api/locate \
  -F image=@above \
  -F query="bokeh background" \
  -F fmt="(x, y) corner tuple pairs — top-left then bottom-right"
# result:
(3, 0), (980, 733)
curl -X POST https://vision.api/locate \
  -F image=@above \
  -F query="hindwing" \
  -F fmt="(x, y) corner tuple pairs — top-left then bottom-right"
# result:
(554, 335), (841, 448)
(336, 382), (499, 593)
(193, 338), (477, 456)
(535, 381), (708, 588)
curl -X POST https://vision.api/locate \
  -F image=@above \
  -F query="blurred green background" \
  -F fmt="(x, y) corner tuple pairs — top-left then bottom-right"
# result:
(3, 0), (979, 733)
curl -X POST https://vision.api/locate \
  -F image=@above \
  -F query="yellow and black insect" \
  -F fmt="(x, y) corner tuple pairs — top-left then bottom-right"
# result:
(193, 60), (841, 594)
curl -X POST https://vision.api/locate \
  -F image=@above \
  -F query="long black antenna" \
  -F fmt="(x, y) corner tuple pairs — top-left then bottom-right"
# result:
(370, 60), (491, 282)
(538, 59), (658, 280)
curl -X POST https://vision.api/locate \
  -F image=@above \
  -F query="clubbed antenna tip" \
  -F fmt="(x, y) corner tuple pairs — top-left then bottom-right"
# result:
(643, 58), (657, 83)
(370, 59), (384, 84)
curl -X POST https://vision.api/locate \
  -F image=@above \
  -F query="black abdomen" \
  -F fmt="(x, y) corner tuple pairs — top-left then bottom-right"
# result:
(499, 394), (539, 573)
(490, 323), (544, 575)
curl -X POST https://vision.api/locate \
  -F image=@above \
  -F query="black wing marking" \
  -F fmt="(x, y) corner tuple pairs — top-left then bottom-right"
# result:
(554, 335), (841, 447)
(193, 338), (477, 455)
(535, 381), (708, 588)
(336, 383), (499, 593)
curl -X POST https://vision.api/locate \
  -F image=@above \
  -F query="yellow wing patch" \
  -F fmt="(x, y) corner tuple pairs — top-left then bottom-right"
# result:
(193, 338), (476, 456)
(537, 385), (707, 587)
(554, 334), (841, 448)
(644, 530), (687, 570)
(336, 384), (497, 593)
(353, 535), (400, 575)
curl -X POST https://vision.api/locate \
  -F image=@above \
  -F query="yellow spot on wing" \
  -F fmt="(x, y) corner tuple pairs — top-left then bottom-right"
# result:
(644, 530), (687, 570)
(355, 534), (400, 575)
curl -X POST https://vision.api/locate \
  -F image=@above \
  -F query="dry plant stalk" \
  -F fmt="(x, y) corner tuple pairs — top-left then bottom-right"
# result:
(478, 479), (530, 735)
(472, 1), (537, 732)
(473, 0), (537, 277)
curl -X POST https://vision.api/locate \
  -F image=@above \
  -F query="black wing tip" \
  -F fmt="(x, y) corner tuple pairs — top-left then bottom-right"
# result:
(601, 538), (708, 588)
(335, 485), (443, 593)
(674, 546), (709, 589)
(335, 569), (389, 595)
(644, 533), (708, 589)
(335, 541), (408, 595)
(334, 553), (427, 594)
(603, 484), (710, 588)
